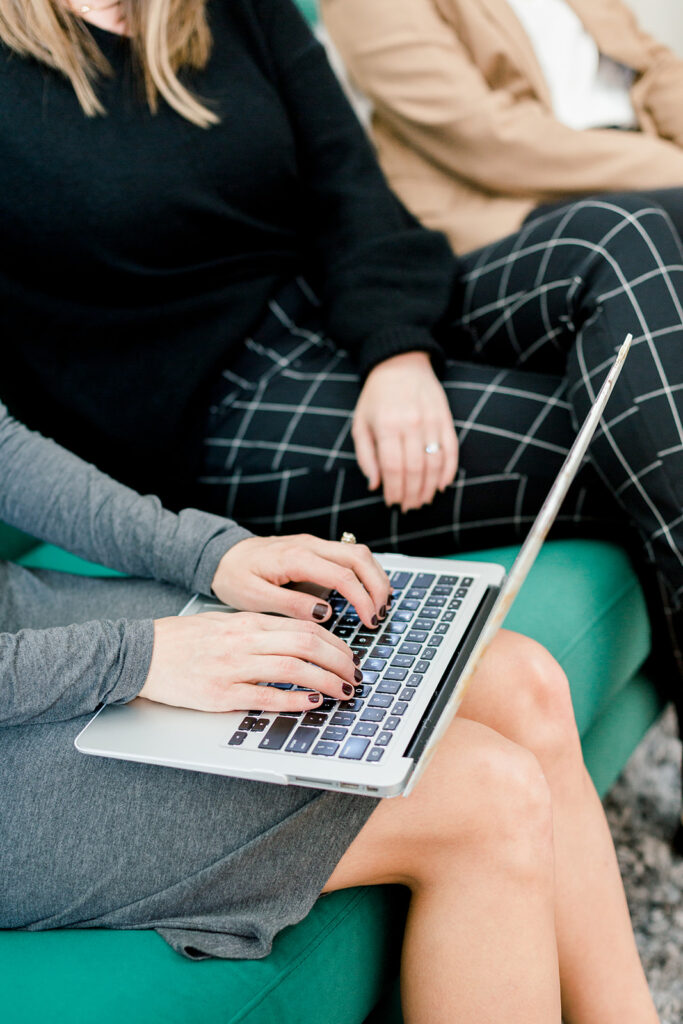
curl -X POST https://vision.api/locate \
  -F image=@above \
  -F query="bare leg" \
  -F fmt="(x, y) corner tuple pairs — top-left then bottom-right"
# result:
(324, 637), (561, 1024)
(457, 630), (658, 1024)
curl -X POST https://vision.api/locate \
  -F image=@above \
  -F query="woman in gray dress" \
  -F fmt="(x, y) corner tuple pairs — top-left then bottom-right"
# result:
(0, 400), (659, 1023)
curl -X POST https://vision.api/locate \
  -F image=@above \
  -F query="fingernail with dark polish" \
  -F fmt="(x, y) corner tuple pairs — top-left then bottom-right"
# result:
(354, 669), (363, 682)
(342, 682), (353, 696)
(308, 693), (322, 703)
(353, 653), (361, 665)
(371, 615), (378, 626)
(379, 605), (386, 619)
(312, 603), (328, 621)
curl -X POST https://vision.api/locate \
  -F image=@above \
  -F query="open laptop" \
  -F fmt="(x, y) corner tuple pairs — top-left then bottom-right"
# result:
(76, 336), (632, 798)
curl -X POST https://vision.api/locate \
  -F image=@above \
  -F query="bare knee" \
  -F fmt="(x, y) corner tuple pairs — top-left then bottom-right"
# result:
(490, 632), (581, 765)
(408, 728), (555, 888)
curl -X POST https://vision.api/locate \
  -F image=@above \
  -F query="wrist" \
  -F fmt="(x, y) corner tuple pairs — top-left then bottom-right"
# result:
(368, 350), (432, 377)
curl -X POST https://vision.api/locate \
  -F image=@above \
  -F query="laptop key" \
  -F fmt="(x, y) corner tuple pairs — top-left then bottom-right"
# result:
(429, 635), (444, 647)
(313, 741), (339, 756)
(391, 654), (415, 669)
(432, 585), (454, 596)
(461, 577), (474, 587)
(363, 658), (387, 672)
(384, 716), (401, 731)
(399, 642), (421, 656)
(438, 574), (458, 586)
(420, 608), (440, 619)
(258, 717), (297, 750)
(286, 727), (319, 754)
(414, 573), (436, 588)
(406, 587), (427, 599)
(422, 648), (437, 661)
(367, 748), (385, 763)
(371, 646), (392, 659)
(252, 718), (269, 732)
(415, 660), (430, 673)
(441, 611), (456, 622)
(399, 688), (415, 701)
(361, 707), (386, 722)
(377, 680), (401, 694)
(340, 737), (370, 760)
(355, 684), (372, 698)
(339, 698), (363, 712)
(375, 732), (393, 747)
(369, 693), (393, 708)
(302, 712), (328, 727)
(414, 618), (434, 631)
(321, 698), (336, 711)
(322, 726), (347, 741)
(435, 623), (449, 635)
(400, 599), (421, 611)
(359, 671), (379, 685)
(228, 731), (248, 746)
(393, 610), (414, 622)
(384, 667), (408, 682)
(383, 620), (407, 634)
(330, 711), (355, 726)
(425, 596), (446, 607)
(238, 716), (258, 731)
(353, 722), (378, 737)
(390, 571), (412, 589)
(406, 630), (428, 644)
(406, 673), (424, 687)
(335, 626), (355, 639)
(392, 701), (409, 715)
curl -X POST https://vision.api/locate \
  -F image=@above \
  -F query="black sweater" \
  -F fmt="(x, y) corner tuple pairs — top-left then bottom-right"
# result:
(0, 0), (454, 507)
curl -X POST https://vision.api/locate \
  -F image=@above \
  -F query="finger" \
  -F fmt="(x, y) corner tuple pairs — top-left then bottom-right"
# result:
(439, 422), (459, 492)
(402, 428), (427, 512)
(282, 549), (379, 628)
(376, 432), (404, 508)
(352, 418), (381, 491)
(251, 629), (359, 688)
(235, 653), (362, 701)
(214, 610), (354, 659)
(307, 538), (392, 619)
(419, 424), (446, 509)
(225, 682), (332, 714)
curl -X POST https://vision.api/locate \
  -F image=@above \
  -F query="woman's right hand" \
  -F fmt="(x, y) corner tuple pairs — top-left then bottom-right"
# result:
(138, 611), (361, 713)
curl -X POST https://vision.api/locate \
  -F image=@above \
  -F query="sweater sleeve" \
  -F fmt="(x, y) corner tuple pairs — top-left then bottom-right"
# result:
(251, 0), (455, 378)
(0, 402), (253, 596)
(0, 617), (154, 726)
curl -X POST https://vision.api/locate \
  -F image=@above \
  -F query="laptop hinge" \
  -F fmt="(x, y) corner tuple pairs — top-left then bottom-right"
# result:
(404, 585), (501, 762)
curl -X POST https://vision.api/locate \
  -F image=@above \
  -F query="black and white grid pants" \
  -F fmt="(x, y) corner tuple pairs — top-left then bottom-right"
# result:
(199, 195), (683, 678)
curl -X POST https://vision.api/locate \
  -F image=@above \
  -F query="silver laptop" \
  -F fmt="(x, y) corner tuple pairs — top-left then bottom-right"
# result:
(76, 336), (632, 798)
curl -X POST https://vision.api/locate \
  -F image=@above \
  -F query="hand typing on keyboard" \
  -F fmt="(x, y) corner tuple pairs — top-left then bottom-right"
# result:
(138, 533), (391, 716)
(211, 533), (391, 628)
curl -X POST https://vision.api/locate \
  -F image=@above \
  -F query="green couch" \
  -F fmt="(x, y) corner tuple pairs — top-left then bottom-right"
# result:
(0, 3), (667, 1019)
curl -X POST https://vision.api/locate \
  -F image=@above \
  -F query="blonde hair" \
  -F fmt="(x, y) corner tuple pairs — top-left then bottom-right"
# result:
(0, 0), (218, 126)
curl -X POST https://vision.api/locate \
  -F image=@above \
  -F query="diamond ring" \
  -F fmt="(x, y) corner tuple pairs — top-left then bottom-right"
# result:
(340, 531), (357, 544)
(424, 442), (441, 455)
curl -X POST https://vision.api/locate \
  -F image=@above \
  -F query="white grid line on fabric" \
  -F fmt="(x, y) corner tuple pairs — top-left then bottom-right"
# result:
(329, 467), (346, 543)
(324, 417), (354, 474)
(658, 444), (683, 458)
(198, 467), (310, 485)
(614, 459), (664, 499)
(454, 419), (571, 456)
(441, 376), (572, 411)
(454, 369), (507, 449)
(505, 380), (568, 473)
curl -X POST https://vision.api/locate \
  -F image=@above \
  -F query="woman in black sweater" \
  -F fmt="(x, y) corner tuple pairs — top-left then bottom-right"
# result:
(0, 1), (674, 1018)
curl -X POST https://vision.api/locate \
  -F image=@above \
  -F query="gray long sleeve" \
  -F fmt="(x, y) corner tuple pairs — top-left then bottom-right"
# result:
(0, 402), (255, 724)
(0, 402), (253, 593)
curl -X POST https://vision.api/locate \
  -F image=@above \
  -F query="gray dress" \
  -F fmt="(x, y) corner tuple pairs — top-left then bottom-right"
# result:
(0, 404), (376, 958)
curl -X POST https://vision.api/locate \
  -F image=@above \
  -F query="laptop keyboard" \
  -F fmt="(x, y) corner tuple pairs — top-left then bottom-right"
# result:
(225, 570), (475, 764)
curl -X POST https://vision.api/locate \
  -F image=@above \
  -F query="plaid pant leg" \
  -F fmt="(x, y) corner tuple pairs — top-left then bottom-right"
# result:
(451, 196), (683, 626)
(198, 281), (613, 555)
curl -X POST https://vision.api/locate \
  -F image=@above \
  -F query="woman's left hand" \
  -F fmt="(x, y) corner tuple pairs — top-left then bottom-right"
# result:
(211, 533), (391, 629)
(352, 351), (459, 511)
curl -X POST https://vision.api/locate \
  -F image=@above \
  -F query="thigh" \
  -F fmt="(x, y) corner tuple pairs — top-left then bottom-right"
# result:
(199, 328), (613, 553)
(0, 561), (187, 633)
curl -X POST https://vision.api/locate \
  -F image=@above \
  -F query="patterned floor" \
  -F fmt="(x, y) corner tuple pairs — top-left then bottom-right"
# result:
(604, 705), (683, 1022)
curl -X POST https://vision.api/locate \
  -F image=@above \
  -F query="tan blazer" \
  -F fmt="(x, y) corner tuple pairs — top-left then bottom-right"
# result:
(322, 0), (683, 253)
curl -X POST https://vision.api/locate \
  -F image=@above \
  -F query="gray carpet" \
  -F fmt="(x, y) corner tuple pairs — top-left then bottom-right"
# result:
(604, 705), (683, 1022)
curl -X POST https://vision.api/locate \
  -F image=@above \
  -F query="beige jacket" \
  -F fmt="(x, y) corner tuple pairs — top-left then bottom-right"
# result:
(322, 0), (683, 253)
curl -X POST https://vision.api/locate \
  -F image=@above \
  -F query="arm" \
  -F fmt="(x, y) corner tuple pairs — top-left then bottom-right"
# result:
(0, 616), (153, 726)
(0, 401), (253, 596)
(251, 0), (454, 379)
(322, 0), (683, 200)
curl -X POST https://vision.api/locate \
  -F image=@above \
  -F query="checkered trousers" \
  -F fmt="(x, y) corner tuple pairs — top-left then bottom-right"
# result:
(199, 196), (683, 665)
